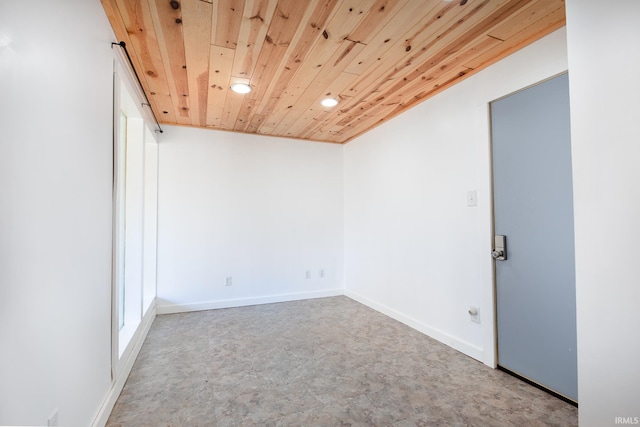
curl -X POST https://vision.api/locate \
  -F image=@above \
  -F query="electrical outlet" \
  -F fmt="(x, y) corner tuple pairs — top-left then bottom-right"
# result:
(319, 269), (325, 278)
(305, 270), (311, 279)
(48, 408), (59, 427)
(225, 276), (232, 286)
(468, 306), (480, 323)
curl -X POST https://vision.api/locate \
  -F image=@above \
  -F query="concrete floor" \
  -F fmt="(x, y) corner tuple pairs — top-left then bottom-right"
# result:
(107, 296), (577, 426)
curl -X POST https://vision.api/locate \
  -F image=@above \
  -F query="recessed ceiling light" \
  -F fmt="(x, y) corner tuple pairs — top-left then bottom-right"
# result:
(321, 98), (339, 107)
(230, 83), (252, 94)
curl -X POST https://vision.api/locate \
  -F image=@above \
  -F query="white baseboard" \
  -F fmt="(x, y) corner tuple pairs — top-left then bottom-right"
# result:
(344, 289), (484, 362)
(156, 288), (344, 315)
(91, 304), (156, 427)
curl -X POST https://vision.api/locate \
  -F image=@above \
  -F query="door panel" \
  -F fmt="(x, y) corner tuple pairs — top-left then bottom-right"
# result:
(491, 73), (577, 401)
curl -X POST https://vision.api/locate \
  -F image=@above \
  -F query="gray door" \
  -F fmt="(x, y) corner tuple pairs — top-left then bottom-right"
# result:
(491, 73), (577, 402)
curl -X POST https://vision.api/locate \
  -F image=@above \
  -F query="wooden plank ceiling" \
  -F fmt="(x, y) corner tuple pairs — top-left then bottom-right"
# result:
(101, 0), (565, 143)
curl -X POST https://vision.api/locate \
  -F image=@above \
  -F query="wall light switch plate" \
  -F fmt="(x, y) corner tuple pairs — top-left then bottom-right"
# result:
(467, 190), (477, 207)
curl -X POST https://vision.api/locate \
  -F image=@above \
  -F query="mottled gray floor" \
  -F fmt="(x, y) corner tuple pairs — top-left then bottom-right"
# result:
(107, 296), (577, 426)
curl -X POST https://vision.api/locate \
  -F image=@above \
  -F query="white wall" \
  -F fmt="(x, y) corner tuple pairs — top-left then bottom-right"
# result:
(0, 1), (115, 426)
(143, 133), (159, 312)
(565, 1), (640, 425)
(344, 29), (568, 366)
(156, 127), (344, 312)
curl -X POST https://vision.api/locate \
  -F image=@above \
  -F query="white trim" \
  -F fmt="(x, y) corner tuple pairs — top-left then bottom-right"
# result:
(110, 58), (120, 382)
(112, 45), (157, 132)
(344, 289), (485, 363)
(156, 289), (344, 314)
(92, 304), (156, 427)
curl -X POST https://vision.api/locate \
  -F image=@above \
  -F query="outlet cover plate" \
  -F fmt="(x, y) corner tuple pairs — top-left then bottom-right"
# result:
(48, 408), (59, 427)
(469, 306), (481, 323)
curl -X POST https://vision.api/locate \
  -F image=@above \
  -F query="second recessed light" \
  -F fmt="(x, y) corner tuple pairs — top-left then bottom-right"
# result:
(230, 83), (252, 94)
(321, 98), (339, 107)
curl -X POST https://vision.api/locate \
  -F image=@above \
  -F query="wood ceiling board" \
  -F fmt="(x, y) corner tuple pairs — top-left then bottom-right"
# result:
(263, 1), (382, 135)
(240, 0), (310, 106)
(334, 2), (476, 120)
(327, 0), (533, 137)
(101, 0), (567, 143)
(340, 23), (558, 141)
(298, 72), (362, 140)
(366, 2), (514, 107)
(270, 39), (366, 137)
(230, 4), (313, 133)
(102, 0), (128, 41)
(234, 97), (259, 131)
(282, 69), (361, 139)
(335, 64), (473, 143)
(255, 38), (340, 133)
(248, 0), (341, 120)
(182, 0), (213, 127)
(330, 37), (502, 138)
(324, 0), (380, 41)
(149, 0), (192, 124)
(219, 90), (245, 130)
(212, 0), (246, 49)
(277, 45), (365, 138)
(241, 0), (331, 127)
(245, 113), (267, 133)
(462, 8), (565, 70)
(487, 0), (564, 41)
(103, 0), (178, 123)
(397, 1), (508, 71)
(206, 45), (235, 127)
(342, 19), (565, 142)
(346, 0), (410, 44)
(329, 36), (508, 142)
(343, 0), (438, 76)
(231, 0), (279, 79)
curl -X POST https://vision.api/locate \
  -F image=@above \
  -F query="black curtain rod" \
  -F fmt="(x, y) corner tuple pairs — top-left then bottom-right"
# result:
(111, 41), (163, 134)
